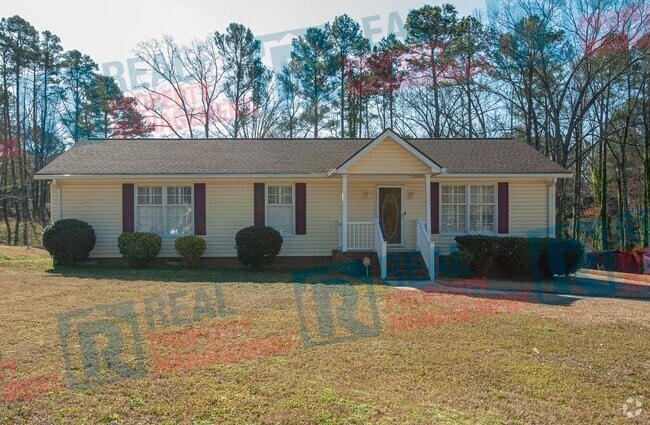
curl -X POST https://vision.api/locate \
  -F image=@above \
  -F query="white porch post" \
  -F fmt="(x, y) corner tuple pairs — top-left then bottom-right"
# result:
(425, 174), (431, 234)
(342, 174), (348, 252)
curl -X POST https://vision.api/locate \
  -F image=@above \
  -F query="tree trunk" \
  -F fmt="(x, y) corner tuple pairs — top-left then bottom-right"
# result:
(2, 59), (12, 244)
(641, 74), (650, 246)
(599, 131), (609, 251)
(572, 124), (582, 240)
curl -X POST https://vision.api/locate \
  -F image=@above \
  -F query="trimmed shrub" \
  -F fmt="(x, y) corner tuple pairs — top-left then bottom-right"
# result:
(42, 219), (96, 266)
(118, 232), (162, 268)
(235, 225), (283, 269)
(443, 250), (473, 277)
(174, 235), (206, 267)
(454, 235), (501, 277)
(496, 237), (534, 278)
(454, 235), (586, 278)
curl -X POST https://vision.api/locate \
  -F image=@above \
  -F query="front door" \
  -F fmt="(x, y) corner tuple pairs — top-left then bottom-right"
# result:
(378, 187), (402, 244)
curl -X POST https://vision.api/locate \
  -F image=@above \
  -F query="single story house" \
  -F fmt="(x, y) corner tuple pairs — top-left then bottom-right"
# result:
(35, 129), (571, 281)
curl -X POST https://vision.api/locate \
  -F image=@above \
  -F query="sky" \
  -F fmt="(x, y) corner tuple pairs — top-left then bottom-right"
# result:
(2, 0), (485, 91)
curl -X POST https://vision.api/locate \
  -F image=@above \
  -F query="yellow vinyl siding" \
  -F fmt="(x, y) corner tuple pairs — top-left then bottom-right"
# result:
(60, 182), (122, 257)
(56, 179), (344, 258)
(347, 137), (429, 174)
(509, 181), (549, 236)
(283, 180), (340, 256)
(54, 176), (553, 259)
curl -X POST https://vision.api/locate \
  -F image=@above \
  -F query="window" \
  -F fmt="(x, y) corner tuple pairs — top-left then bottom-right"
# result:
(469, 185), (495, 232)
(266, 184), (294, 236)
(441, 184), (495, 234)
(441, 185), (466, 233)
(136, 186), (193, 236)
(136, 186), (162, 234)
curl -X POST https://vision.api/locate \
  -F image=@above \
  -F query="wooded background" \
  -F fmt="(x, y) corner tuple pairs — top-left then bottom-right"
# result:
(1, 0), (648, 251)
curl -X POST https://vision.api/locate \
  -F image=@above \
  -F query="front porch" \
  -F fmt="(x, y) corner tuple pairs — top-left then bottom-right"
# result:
(327, 129), (444, 282)
(334, 174), (436, 281)
(335, 218), (436, 282)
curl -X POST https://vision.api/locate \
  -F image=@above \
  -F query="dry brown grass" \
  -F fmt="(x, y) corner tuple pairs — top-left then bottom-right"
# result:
(0, 249), (649, 424)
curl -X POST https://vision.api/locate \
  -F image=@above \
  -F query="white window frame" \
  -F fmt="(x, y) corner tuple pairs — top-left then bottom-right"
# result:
(469, 185), (496, 234)
(440, 184), (496, 235)
(265, 183), (295, 237)
(135, 185), (194, 237)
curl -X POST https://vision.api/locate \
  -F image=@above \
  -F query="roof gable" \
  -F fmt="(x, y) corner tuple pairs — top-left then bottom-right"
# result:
(335, 129), (444, 174)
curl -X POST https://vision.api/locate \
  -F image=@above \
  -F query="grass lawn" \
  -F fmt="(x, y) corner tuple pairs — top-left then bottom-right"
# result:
(0, 245), (649, 424)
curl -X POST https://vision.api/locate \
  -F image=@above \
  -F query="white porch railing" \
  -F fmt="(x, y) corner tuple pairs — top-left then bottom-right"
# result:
(337, 221), (375, 250)
(415, 218), (436, 280)
(375, 219), (387, 280)
(337, 220), (387, 279)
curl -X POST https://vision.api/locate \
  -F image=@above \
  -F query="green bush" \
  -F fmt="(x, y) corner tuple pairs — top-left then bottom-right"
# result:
(496, 237), (534, 278)
(117, 232), (162, 268)
(235, 225), (283, 269)
(42, 219), (96, 266)
(454, 235), (501, 277)
(443, 251), (473, 277)
(454, 235), (585, 279)
(174, 235), (206, 266)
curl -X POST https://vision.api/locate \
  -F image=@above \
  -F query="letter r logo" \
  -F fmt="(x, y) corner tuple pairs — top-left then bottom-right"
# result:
(58, 301), (146, 389)
(293, 264), (381, 348)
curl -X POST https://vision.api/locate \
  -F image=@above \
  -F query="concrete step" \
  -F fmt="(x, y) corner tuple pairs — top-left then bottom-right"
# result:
(386, 251), (430, 282)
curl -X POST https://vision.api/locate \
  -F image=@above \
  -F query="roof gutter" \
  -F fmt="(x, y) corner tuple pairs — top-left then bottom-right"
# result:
(35, 171), (573, 181)
(34, 173), (332, 181)
(435, 173), (573, 179)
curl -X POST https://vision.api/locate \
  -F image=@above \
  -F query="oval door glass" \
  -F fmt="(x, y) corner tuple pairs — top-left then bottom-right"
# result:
(381, 192), (399, 242)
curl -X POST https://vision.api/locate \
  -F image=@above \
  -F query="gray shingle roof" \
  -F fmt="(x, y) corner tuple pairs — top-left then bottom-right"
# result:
(35, 136), (569, 177)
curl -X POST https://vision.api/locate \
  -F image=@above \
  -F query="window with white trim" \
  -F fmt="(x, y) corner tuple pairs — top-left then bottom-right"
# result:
(136, 185), (193, 236)
(469, 185), (495, 232)
(266, 184), (294, 236)
(441, 185), (466, 233)
(441, 184), (495, 234)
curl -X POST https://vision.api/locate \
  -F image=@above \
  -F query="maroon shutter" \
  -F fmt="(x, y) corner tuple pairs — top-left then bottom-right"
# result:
(254, 183), (265, 226)
(295, 183), (306, 235)
(122, 184), (135, 232)
(430, 182), (439, 234)
(498, 182), (509, 234)
(194, 183), (206, 235)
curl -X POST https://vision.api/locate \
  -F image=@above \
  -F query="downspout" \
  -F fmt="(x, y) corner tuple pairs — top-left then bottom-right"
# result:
(548, 177), (557, 237)
(52, 178), (62, 221)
